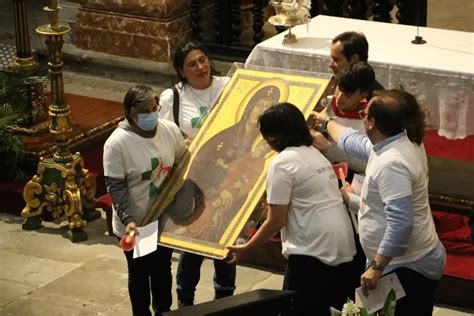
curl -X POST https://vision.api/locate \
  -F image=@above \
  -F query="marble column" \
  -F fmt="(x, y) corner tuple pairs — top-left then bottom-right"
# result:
(74, 0), (192, 63)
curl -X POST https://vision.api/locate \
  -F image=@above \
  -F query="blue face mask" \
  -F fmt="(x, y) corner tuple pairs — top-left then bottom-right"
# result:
(135, 111), (158, 131)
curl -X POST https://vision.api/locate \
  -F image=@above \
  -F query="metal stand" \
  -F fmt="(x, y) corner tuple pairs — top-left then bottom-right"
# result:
(9, 0), (38, 71)
(411, 0), (427, 45)
(411, 35), (426, 45)
(283, 27), (297, 44)
(21, 1), (99, 242)
(8, 0), (49, 134)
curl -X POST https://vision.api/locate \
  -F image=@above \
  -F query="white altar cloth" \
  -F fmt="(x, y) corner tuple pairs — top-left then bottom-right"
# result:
(246, 15), (474, 139)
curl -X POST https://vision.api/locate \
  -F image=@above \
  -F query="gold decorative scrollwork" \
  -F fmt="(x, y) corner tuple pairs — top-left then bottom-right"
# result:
(9, 56), (38, 70)
(69, 214), (86, 230)
(21, 180), (43, 217)
(71, 155), (84, 171)
(82, 170), (97, 201)
(37, 163), (46, 178)
(22, 1), (90, 242)
(64, 170), (82, 216)
(55, 113), (70, 130)
(39, 200), (54, 217)
(63, 186), (84, 229)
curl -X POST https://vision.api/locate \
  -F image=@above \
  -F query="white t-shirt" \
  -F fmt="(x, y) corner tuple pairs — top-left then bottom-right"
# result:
(358, 136), (439, 265)
(103, 119), (186, 237)
(326, 105), (367, 174)
(159, 76), (229, 138)
(267, 145), (356, 266)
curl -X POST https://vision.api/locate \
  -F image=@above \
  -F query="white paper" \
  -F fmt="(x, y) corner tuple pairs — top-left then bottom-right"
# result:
(355, 273), (406, 314)
(351, 173), (365, 196)
(133, 221), (159, 259)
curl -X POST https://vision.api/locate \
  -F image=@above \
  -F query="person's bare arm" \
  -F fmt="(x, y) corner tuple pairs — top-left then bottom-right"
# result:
(226, 203), (287, 262)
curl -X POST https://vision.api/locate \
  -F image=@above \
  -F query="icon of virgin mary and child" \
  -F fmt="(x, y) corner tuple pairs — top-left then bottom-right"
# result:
(160, 78), (290, 244)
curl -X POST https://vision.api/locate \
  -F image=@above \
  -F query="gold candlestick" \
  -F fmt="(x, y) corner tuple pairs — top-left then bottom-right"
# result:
(21, 0), (99, 242)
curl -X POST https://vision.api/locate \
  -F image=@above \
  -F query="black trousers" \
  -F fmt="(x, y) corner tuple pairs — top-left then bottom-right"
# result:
(123, 245), (173, 316)
(392, 267), (439, 316)
(283, 254), (359, 316)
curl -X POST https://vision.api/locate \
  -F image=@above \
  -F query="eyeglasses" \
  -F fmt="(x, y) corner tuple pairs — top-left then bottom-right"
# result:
(131, 96), (161, 114)
(358, 109), (368, 119)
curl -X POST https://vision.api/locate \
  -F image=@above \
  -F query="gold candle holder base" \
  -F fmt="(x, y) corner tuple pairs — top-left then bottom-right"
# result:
(21, 154), (100, 242)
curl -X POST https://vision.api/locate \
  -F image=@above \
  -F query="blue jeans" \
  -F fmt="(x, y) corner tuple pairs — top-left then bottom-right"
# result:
(176, 251), (236, 305)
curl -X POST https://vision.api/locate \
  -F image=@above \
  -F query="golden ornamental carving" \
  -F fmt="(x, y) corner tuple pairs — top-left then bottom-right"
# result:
(38, 159), (68, 176)
(21, 180), (43, 217)
(81, 169), (97, 209)
(11, 120), (49, 135)
(55, 112), (70, 130)
(22, 157), (90, 228)
(69, 214), (86, 230)
(21, 1), (98, 242)
(63, 186), (82, 218)
(9, 56), (38, 70)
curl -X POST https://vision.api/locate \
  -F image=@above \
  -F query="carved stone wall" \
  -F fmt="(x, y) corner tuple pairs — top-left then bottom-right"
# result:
(74, 0), (192, 62)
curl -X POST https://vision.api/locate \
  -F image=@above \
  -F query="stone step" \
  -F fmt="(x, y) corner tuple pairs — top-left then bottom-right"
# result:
(57, 43), (233, 88)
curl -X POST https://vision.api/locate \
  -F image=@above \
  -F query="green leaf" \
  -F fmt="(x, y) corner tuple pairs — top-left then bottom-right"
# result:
(0, 125), (23, 157)
(359, 307), (369, 316)
(0, 65), (48, 124)
(379, 289), (396, 316)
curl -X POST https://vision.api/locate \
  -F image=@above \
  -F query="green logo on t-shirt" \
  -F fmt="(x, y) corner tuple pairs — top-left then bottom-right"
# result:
(141, 157), (160, 197)
(191, 107), (208, 129)
(141, 157), (172, 197)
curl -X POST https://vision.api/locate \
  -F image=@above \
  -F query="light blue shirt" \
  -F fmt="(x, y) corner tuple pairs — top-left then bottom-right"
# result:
(339, 128), (445, 280)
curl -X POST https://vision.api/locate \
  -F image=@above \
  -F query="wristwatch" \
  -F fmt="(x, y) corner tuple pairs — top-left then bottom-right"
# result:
(321, 116), (334, 136)
(369, 259), (384, 272)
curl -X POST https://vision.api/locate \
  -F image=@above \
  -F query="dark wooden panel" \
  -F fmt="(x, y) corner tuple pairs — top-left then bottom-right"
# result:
(163, 289), (296, 316)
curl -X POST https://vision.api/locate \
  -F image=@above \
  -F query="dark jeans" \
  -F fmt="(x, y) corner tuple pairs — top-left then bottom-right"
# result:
(283, 254), (359, 316)
(392, 267), (439, 316)
(123, 245), (173, 316)
(176, 251), (236, 305)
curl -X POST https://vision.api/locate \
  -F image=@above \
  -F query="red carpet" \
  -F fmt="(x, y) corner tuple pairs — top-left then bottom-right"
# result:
(433, 211), (474, 281)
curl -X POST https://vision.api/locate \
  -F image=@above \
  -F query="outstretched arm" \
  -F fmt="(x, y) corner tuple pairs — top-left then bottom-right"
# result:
(226, 203), (287, 263)
(309, 111), (371, 162)
(309, 110), (347, 143)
